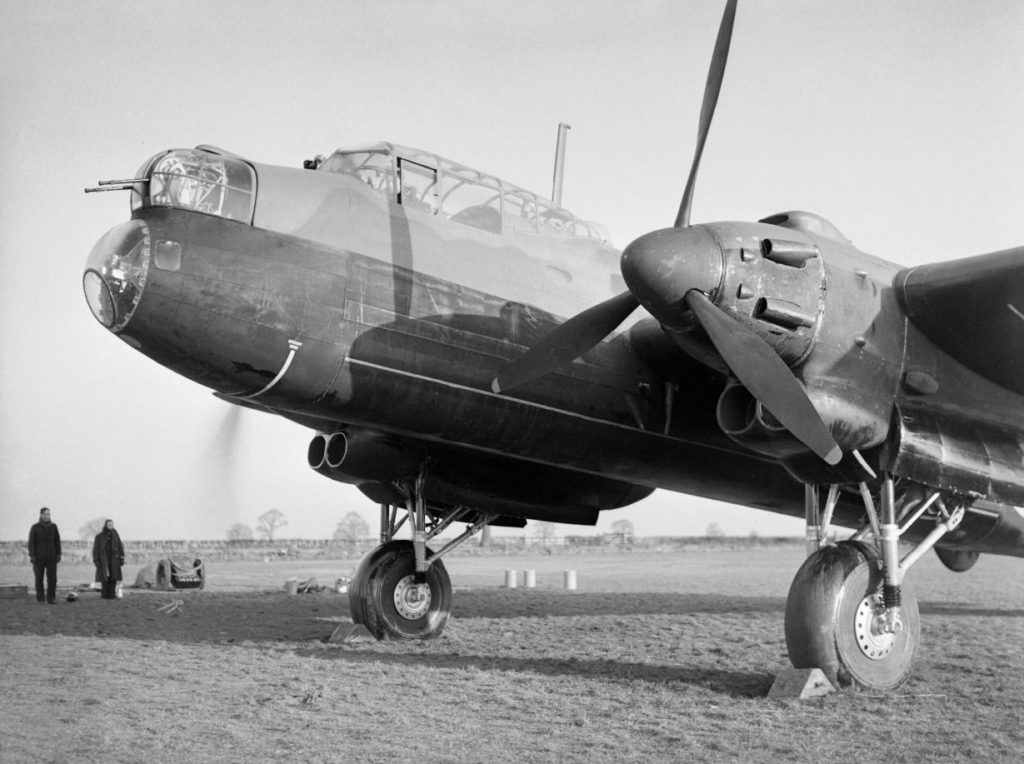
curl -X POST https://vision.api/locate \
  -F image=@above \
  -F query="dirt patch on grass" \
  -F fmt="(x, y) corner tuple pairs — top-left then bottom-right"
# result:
(1, 550), (1023, 762)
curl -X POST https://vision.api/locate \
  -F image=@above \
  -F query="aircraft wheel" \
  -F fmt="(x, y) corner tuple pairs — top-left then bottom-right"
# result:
(784, 540), (919, 691)
(348, 544), (397, 628)
(351, 540), (451, 640)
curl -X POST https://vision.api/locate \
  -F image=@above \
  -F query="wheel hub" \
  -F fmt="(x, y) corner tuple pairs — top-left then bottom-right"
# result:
(393, 575), (431, 620)
(853, 592), (895, 660)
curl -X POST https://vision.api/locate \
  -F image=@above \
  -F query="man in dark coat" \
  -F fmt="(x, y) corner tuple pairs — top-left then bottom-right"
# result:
(28, 507), (61, 603)
(93, 519), (126, 599)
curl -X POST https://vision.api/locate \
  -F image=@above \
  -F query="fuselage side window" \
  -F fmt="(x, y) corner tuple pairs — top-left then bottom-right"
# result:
(398, 159), (439, 215)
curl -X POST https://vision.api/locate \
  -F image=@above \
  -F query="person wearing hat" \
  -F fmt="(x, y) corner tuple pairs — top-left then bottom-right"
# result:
(28, 507), (61, 604)
(92, 519), (126, 599)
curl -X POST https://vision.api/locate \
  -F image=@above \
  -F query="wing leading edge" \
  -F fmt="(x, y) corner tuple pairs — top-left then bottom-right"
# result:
(895, 247), (1024, 397)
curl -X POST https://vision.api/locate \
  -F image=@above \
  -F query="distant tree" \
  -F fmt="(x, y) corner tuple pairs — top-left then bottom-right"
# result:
(748, 529), (760, 540)
(333, 511), (369, 543)
(257, 509), (288, 542)
(705, 522), (725, 538)
(228, 523), (254, 542)
(78, 517), (106, 541)
(534, 521), (556, 540)
(610, 519), (635, 538)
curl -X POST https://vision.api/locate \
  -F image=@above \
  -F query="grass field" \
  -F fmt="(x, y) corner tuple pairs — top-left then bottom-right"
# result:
(1, 547), (1022, 762)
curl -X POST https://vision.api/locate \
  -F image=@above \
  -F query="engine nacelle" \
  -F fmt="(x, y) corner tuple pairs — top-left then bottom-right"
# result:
(934, 547), (981, 573)
(716, 382), (809, 460)
(308, 430), (420, 485)
(716, 380), (888, 486)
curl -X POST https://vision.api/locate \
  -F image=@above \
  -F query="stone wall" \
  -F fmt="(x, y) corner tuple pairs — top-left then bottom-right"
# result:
(0, 538), (370, 566)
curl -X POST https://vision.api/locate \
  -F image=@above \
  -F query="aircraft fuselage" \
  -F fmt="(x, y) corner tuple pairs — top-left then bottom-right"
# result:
(84, 144), (1023, 549)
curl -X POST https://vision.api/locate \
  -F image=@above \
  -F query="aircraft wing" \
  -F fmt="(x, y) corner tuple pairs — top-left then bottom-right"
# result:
(895, 247), (1024, 396)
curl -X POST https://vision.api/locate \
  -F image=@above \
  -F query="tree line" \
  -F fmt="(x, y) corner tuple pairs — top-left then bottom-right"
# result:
(226, 508), (369, 543)
(78, 510), (644, 544)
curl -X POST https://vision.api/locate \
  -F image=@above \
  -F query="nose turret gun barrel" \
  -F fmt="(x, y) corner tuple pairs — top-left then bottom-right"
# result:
(84, 178), (148, 193)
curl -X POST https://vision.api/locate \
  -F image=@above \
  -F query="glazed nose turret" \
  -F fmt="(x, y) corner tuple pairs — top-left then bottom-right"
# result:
(83, 220), (151, 332)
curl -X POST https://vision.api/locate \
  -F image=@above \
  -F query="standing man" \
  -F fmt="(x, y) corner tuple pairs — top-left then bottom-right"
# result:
(92, 519), (125, 599)
(28, 507), (61, 604)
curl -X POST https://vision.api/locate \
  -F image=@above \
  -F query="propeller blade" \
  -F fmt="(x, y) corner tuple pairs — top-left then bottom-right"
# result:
(674, 0), (737, 229)
(684, 290), (842, 465)
(492, 291), (639, 393)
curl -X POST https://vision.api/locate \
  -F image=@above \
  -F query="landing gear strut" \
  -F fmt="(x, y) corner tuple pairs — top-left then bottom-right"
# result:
(785, 474), (965, 690)
(348, 469), (495, 640)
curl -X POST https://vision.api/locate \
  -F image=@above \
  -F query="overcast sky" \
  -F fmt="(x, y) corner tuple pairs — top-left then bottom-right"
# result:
(2, 1), (1022, 542)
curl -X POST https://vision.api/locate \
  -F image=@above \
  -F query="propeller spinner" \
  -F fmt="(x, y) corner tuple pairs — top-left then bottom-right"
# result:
(492, 0), (842, 466)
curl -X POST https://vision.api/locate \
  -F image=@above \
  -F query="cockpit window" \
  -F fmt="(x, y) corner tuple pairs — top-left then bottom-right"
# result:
(319, 151), (394, 196)
(537, 201), (577, 235)
(398, 159), (439, 215)
(316, 144), (609, 243)
(441, 177), (502, 234)
(502, 190), (537, 234)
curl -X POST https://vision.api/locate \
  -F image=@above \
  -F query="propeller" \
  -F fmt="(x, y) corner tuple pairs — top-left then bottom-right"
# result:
(676, 0), (736, 229)
(492, 0), (842, 465)
(490, 0), (735, 394)
(491, 291), (638, 393)
(683, 291), (841, 464)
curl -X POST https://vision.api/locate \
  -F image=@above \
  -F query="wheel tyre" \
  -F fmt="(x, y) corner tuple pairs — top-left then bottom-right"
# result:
(155, 560), (171, 591)
(348, 543), (397, 627)
(785, 541), (919, 691)
(357, 540), (451, 641)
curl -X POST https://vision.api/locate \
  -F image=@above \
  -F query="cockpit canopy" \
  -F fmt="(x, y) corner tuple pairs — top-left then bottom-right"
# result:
(315, 143), (610, 243)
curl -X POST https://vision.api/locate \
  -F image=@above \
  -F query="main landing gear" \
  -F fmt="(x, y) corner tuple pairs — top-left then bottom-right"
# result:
(785, 474), (966, 690)
(348, 472), (495, 640)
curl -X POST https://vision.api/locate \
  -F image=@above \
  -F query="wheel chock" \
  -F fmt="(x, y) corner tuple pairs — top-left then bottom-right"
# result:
(768, 668), (835, 699)
(326, 623), (374, 644)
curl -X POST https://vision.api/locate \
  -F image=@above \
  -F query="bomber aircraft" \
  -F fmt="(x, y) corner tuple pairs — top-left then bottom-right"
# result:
(83, 1), (1023, 691)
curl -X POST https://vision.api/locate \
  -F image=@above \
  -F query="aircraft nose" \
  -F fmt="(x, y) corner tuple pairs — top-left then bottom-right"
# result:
(83, 219), (151, 331)
(620, 226), (724, 328)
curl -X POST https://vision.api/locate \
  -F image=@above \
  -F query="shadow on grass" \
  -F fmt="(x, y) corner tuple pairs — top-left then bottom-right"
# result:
(295, 645), (776, 699)
(4, 588), (1019, 641)
(0, 590), (787, 642)
(451, 590), (787, 618)
(919, 601), (1024, 618)
(0, 590), (777, 698)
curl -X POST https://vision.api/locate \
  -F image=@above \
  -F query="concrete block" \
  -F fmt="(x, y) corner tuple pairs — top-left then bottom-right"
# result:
(326, 623), (374, 644)
(768, 668), (835, 699)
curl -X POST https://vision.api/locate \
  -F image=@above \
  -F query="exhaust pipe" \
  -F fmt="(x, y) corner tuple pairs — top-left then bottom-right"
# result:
(307, 430), (420, 485)
(716, 382), (809, 460)
(307, 433), (329, 471)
